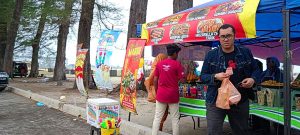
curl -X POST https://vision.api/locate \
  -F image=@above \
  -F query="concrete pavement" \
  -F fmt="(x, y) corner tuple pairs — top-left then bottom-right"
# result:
(0, 92), (90, 135)
(8, 86), (170, 135)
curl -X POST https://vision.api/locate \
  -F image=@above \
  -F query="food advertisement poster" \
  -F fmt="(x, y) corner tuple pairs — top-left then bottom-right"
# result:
(95, 30), (121, 91)
(75, 49), (88, 96)
(142, 0), (260, 46)
(120, 39), (146, 114)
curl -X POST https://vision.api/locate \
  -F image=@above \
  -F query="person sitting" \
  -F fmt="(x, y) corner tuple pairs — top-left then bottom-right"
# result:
(260, 57), (284, 134)
(19, 64), (27, 78)
(252, 59), (271, 134)
(260, 57), (283, 83)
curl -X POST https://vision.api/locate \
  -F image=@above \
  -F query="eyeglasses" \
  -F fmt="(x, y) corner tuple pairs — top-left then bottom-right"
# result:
(219, 34), (234, 40)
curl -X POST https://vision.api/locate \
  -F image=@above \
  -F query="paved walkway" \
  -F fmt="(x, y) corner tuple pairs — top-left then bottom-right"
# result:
(7, 77), (300, 135)
(8, 77), (232, 135)
(0, 92), (90, 135)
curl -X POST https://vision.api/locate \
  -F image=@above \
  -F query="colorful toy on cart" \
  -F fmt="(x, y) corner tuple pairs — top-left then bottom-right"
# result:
(100, 118), (121, 135)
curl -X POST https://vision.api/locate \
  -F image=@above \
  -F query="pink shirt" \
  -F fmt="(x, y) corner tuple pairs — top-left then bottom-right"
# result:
(154, 58), (184, 103)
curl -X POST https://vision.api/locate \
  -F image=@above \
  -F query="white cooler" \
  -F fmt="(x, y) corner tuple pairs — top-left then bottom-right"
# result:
(86, 98), (120, 128)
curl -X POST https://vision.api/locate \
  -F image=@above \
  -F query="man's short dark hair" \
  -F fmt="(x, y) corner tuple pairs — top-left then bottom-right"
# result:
(166, 44), (181, 56)
(217, 24), (236, 35)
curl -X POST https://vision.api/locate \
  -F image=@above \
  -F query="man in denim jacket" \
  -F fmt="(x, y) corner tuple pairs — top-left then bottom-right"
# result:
(201, 24), (260, 135)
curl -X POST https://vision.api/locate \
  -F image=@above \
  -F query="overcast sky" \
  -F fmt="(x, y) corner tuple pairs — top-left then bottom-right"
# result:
(65, 0), (212, 67)
(63, 0), (300, 74)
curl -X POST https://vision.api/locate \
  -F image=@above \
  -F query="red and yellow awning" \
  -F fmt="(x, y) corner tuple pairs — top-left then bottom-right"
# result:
(142, 0), (260, 46)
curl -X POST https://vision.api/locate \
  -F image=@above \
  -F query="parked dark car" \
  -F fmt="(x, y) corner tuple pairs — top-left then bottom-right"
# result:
(13, 61), (28, 78)
(0, 70), (9, 91)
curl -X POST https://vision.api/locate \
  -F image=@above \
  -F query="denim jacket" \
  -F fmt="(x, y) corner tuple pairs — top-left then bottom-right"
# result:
(200, 45), (260, 104)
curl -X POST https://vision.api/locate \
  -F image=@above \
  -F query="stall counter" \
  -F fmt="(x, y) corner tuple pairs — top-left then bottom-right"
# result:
(179, 97), (300, 130)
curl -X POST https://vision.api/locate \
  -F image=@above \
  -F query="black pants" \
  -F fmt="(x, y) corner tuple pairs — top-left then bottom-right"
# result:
(251, 115), (270, 134)
(206, 100), (250, 135)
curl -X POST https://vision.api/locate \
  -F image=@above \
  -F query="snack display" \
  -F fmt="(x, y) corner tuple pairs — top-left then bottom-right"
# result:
(266, 89), (275, 107)
(258, 87), (284, 107)
(184, 61), (199, 83)
(257, 90), (266, 106)
(179, 83), (207, 99)
(292, 74), (300, 88)
(260, 80), (284, 87)
(292, 81), (300, 88)
(296, 96), (300, 111)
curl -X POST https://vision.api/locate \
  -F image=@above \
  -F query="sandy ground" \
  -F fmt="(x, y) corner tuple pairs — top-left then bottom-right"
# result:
(9, 76), (232, 135)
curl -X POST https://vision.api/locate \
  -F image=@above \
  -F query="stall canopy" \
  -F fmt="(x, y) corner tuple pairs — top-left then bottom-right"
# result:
(287, 0), (300, 9)
(142, 0), (300, 65)
(140, 0), (300, 134)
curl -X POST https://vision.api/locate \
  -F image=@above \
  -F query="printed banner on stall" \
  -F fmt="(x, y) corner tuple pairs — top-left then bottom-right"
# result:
(95, 30), (121, 91)
(75, 49), (88, 96)
(120, 38), (146, 114)
(142, 0), (260, 46)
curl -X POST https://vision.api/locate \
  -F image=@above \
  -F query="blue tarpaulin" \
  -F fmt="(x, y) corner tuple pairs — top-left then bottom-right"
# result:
(287, 0), (300, 9)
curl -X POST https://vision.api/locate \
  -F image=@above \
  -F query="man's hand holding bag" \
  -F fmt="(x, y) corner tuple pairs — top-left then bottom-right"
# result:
(216, 67), (241, 109)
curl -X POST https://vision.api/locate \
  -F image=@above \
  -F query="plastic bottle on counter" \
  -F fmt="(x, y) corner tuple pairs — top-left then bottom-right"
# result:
(183, 84), (187, 97)
(179, 84), (184, 97)
(190, 86), (197, 98)
(196, 84), (202, 99)
(203, 85), (208, 99)
(187, 84), (191, 98)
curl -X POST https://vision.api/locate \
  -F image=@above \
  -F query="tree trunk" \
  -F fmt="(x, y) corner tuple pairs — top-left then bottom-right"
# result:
(53, 0), (74, 81)
(3, 0), (24, 75)
(126, 0), (148, 44)
(126, 0), (148, 91)
(0, 0), (13, 70)
(0, 22), (7, 70)
(73, 0), (95, 89)
(29, 44), (39, 77)
(173, 0), (193, 13)
(29, 1), (50, 78)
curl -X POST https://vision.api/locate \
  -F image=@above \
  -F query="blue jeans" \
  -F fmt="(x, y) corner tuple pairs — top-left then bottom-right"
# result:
(206, 100), (250, 135)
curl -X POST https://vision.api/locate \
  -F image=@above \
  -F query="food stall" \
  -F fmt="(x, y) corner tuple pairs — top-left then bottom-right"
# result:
(141, 0), (300, 133)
